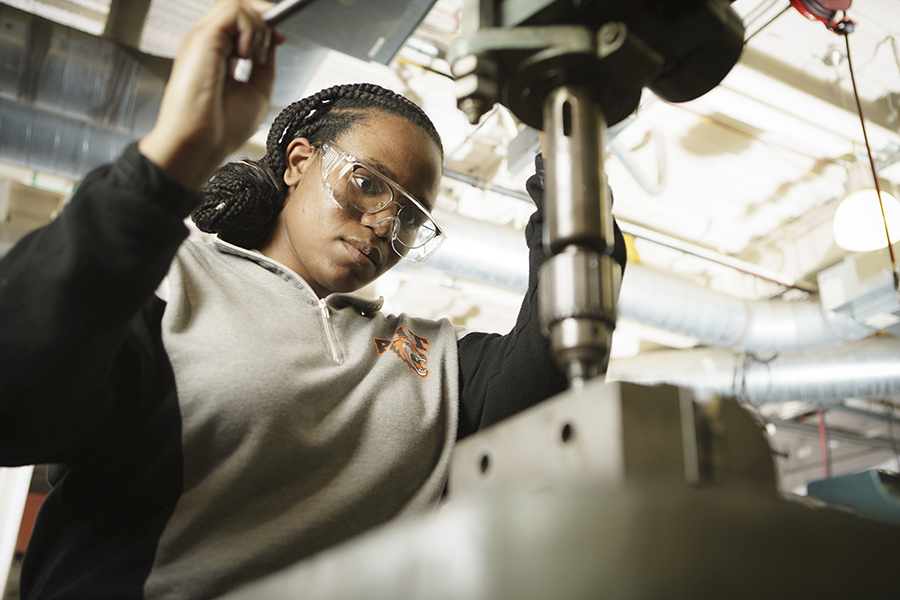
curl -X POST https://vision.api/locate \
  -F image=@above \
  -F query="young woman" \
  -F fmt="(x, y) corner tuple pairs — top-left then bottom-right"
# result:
(0, 1), (625, 598)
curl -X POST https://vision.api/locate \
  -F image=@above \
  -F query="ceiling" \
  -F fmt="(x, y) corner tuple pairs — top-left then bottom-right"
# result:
(1, 0), (899, 495)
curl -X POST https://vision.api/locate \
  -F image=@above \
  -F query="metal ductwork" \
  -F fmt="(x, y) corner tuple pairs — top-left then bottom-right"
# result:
(400, 210), (531, 292)
(0, 4), (325, 182)
(617, 263), (875, 353)
(607, 336), (900, 404)
(0, 5), (168, 179)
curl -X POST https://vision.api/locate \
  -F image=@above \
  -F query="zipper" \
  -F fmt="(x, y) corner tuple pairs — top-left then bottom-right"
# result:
(318, 298), (344, 365)
(213, 240), (353, 365)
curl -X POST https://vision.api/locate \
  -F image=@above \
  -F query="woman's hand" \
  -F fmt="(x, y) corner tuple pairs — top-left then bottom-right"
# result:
(138, 0), (283, 191)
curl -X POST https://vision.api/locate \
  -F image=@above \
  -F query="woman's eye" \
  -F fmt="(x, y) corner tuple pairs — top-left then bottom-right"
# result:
(350, 172), (382, 196)
(399, 209), (423, 228)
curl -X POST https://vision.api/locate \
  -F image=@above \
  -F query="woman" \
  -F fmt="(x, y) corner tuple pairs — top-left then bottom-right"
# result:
(0, 1), (625, 598)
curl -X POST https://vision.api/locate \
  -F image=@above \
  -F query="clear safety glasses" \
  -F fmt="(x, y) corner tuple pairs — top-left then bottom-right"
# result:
(318, 143), (445, 263)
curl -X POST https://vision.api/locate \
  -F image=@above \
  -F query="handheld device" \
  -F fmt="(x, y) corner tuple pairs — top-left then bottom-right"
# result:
(262, 0), (317, 26)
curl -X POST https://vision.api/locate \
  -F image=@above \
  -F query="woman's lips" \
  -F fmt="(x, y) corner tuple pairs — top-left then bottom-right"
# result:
(343, 239), (379, 267)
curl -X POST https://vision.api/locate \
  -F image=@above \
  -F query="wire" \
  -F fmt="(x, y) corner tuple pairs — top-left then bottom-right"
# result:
(733, 352), (780, 432)
(444, 104), (502, 163)
(395, 56), (454, 80)
(744, 0), (785, 29)
(842, 32), (900, 294)
(744, 4), (791, 45)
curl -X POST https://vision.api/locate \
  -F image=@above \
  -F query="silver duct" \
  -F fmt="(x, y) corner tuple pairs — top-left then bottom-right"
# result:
(606, 336), (900, 404)
(617, 263), (874, 353)
(0, 5), (167, 179)
(0, 4), (325, 181)
(405, 210), (530, 292)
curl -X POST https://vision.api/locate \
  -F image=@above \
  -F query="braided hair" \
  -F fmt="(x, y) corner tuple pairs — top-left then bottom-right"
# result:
(192, 83), (443, 248)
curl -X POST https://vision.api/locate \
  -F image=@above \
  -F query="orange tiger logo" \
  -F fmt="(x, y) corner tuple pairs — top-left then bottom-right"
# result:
(374, 326), (431, 378)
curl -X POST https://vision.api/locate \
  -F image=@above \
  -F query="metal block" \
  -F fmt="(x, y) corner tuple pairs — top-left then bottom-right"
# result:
(449, 380), (696, 497)
(449, 379), (778, 499)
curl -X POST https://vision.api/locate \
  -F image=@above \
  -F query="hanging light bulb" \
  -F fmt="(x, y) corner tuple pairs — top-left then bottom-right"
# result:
(833, 162), (900, 253)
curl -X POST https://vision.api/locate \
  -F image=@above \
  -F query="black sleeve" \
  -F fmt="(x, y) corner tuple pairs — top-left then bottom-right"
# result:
(456, 155), (626, 439)
(0, 144), (201, 465)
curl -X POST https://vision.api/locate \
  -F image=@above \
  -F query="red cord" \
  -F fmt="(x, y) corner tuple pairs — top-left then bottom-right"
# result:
(818, 407), (830, 478)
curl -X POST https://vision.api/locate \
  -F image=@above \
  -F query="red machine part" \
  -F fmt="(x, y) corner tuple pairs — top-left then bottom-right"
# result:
(789, 0), (855, 34)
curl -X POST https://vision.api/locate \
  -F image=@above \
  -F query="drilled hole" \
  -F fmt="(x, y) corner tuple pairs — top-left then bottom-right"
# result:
(561, 422), (574, 443)
(562, 101), (573, 137)
(480, 454), (490, 474)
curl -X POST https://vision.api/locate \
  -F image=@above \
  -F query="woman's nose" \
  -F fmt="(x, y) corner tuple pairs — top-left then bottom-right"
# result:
(360, 211), (397, 239)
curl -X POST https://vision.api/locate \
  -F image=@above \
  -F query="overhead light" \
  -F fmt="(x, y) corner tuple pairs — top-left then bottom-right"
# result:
(833, 163), (900, 252)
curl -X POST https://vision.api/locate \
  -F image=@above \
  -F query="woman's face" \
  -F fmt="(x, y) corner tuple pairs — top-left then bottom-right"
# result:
(260, 113), (443, 298)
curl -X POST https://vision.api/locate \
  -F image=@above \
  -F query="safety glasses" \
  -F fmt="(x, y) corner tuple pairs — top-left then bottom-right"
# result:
(318, 143), (445, 263)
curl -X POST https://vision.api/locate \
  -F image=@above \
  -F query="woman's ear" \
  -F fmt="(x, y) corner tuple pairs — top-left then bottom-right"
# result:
(284, 137), (316, 186)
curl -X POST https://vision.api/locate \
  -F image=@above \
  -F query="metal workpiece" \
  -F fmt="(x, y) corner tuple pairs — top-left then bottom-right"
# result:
(448, 380), (778, 499)
(220, 382), (895, 599)
(219, 481), (899, 599)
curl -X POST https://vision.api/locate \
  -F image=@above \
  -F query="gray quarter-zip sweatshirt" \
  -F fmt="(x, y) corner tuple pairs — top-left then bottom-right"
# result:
(147, 239), (460, 598)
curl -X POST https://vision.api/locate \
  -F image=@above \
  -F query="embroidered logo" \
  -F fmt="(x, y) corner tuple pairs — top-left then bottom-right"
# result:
(374, 326), (431, 378)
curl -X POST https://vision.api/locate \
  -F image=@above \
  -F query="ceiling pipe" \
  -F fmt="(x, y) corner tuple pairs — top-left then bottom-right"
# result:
(606, 336), (900, 404)
(767, 419), (900, 451)
(0, 4), (324, 182)
(617, 263), (873, 353)
(0, 5), (167, 179)
(407, 214), (899, 403)
(397, 210), (530, 292)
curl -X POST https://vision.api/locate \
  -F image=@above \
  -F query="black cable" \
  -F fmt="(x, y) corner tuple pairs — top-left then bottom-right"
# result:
(734, 352), (779, 437)
(843, 32), (900, 294)
(744, 4), (791, 45)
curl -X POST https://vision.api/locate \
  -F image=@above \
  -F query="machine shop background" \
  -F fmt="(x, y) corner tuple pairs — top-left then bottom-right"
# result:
(1, 0), (899, 596)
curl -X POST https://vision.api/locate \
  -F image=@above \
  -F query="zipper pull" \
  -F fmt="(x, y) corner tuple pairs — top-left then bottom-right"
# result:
(318, 298), (344, 365)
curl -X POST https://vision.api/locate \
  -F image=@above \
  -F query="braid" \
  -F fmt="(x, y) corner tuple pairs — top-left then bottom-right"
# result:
(192, 83), (443, 249)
